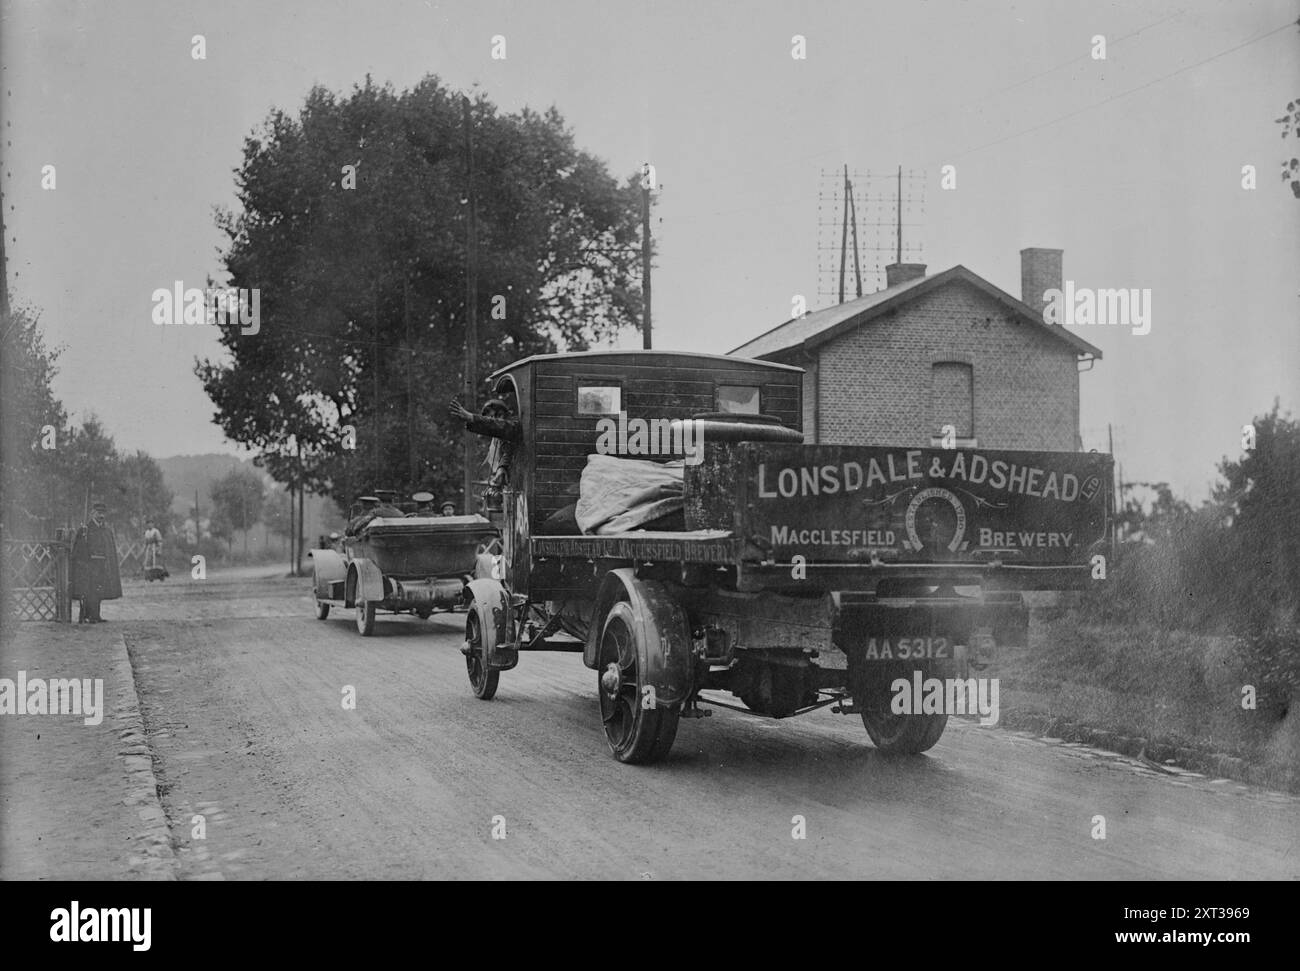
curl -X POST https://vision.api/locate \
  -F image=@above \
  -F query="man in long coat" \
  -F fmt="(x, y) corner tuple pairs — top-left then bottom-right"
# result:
(69, 500), (123, 623)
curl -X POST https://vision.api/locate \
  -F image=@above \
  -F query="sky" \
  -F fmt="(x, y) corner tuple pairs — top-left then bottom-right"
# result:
(2, 0), (1298, 501)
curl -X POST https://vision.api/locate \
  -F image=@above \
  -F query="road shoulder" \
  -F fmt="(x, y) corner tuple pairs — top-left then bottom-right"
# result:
(0, 622), (176, 880)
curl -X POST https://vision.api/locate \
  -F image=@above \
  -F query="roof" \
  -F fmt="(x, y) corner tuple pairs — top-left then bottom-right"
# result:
(729, 265), (1103, 360)
(489, 348), (803, 381)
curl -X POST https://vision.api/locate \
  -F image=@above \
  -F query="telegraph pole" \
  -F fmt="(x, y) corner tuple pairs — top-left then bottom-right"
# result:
(0, 109), (8, 318)
(1109, 423), (1121, 540)
(0, 169), (8, 316)
(641, 167), (652, 349)
(286, 483), (294, 573)
(296, 443), (304, 577)
(405, 272), (415, 484)
(372, 282), (380, 481)
(462, 96), (479, 513)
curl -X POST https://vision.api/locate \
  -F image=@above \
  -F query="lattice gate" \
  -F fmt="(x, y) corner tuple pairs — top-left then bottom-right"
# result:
(3, 538), (71, 622)
(118, 540), (146, 577)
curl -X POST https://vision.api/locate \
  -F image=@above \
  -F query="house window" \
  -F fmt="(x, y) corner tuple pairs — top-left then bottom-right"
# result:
(716, 385), (760, 414)
(929, 362), (976, 446)
(577, 385), (621, 416)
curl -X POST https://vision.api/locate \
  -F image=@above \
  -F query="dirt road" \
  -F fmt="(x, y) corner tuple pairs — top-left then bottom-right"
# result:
(107, 570), (1299, 880)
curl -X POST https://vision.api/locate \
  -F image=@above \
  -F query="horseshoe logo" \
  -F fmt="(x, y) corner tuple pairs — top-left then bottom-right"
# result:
(904, 487), (967, 553)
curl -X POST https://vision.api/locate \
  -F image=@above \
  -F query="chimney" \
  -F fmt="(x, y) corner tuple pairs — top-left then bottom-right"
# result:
(1020, 248), (1063, 319)
(884, 263), (926, 288)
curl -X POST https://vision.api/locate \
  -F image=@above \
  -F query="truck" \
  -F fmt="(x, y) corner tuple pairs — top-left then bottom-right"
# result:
(460, 350), (1112, 763)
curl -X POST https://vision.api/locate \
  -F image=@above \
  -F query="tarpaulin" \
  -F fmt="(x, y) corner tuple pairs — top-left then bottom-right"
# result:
(575, 454), (685, 534)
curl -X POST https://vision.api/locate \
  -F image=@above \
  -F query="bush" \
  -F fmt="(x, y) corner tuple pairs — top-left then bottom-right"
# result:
(1072, 473), (1296, 711)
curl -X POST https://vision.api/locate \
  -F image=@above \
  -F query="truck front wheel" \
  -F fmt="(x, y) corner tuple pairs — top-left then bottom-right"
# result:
(597, 602), (679, 764)
(857, 662), (948, 754)
(464, 609), (500, 701)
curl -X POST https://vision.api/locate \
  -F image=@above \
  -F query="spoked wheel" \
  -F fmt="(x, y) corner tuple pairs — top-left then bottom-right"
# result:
(315, 600), (330, 620)
(464, 609), (500, 700)
(355, 598), (376, 636)
(857, 660), (948, 754)
(597, 602), (678, 764)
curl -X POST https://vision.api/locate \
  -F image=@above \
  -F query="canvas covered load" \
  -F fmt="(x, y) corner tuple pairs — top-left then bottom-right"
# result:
(575, 454), (685, 534)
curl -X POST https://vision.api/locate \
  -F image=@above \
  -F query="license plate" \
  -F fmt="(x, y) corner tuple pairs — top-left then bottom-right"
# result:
(862, 636), (949, 661)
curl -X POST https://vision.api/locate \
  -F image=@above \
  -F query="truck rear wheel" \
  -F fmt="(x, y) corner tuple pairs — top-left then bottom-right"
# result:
(857, 662), (948, 754)
(597, 602), (679, 764)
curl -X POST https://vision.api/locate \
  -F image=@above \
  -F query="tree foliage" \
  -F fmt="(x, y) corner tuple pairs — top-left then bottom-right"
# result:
(1277, 97), (1300, 199)
(1212, 400), (1300, 628)
(1075, 402), (1300, 706)
(0, 305), (68, 532)
(208, 467), (266, 544)
(1086, 402), (1298, 633)
(1115, 480), (1194, 544)
(1, 305), (173, 537)
(262, 485), (293, 539)
(196, 76), (648, 510)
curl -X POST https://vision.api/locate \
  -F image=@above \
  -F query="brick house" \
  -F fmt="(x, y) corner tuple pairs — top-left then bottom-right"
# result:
(730, 248), (1102, 451)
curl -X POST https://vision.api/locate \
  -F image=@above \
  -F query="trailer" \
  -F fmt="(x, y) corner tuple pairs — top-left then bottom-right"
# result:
(460, 350), (1113, 763)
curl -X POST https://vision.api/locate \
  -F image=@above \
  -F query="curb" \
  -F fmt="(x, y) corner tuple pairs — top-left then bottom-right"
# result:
(998, 708), (1300, 795)
(109, 633), (178, 880)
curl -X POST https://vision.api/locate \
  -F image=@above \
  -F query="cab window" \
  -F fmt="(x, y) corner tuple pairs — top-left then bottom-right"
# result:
(577, 385), (621, 416)
(716, 385), (760, 414)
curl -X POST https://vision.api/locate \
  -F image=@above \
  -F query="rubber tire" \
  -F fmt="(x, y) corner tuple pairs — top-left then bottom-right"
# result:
(597, 602), (679, 765)
(465, 609), (500, 700)
(858, 661), (948, 754)
(355, 599), (376, 636)
(316, 600), (330, 620)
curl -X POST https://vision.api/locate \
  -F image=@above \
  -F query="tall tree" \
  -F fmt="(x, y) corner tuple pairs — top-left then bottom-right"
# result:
(0, 304), (68, 535)
(1214, 401), (1300, 628)
(114, 451), (176, 537)
(262, 484), (293, 541)
(196, 77), (648, 510)
(209, 467), (266, 553)
(2, 301), (173, 540)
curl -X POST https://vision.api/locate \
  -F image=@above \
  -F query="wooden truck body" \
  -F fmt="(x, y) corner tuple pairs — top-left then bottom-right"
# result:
(460, 350), (1112, 763)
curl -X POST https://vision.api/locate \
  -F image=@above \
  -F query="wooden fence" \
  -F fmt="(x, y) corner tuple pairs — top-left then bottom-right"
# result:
(3, 538), (71, 622)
